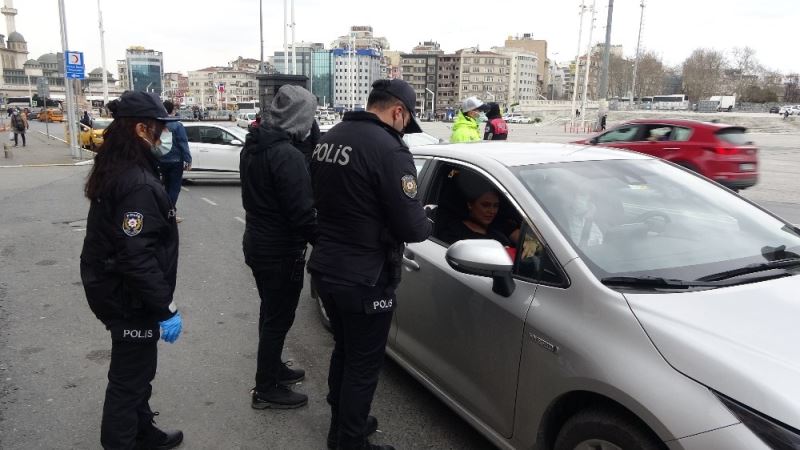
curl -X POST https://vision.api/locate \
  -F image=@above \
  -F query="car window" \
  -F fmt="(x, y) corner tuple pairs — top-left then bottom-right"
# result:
(670, 127), (692, 142)
(716, 128), (752, 146)
(185, 126), (201, 143)
(221, 131), (238, 145)
(200, 126), (225, 145)
(598, 125), (639, 143)
(425, 163), (521, 249)
(644, 126), (673, 142)
(413, 158), (428, 176)
(513, 224), (565, 286)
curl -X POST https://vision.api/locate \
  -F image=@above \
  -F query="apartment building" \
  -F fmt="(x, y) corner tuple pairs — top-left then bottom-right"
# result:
(458, 49), (511, 110)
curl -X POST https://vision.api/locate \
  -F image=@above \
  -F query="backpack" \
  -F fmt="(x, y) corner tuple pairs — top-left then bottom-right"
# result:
(489, 118), (508, 136)
(12, 115), (24, 131)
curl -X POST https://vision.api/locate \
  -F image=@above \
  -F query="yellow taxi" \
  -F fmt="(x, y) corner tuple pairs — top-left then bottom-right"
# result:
(66, 118), (112, 150)
(38, 108), (64, 123)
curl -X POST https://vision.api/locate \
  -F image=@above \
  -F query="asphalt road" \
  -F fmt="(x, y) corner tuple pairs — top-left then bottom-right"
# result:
(1, 120), (798, 449)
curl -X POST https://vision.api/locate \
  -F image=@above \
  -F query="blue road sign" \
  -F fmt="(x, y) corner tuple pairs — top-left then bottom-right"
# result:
(65, 51), (85, 80)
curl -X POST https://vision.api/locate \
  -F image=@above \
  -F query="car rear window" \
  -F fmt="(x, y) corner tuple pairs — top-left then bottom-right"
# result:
(715, 128), (751, 146)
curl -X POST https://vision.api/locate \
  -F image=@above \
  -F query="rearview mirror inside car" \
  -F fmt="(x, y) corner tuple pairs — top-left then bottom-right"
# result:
(446, 239), (515, 297)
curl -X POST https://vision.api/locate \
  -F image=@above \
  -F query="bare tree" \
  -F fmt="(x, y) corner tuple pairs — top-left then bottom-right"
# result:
(636, 51), (666, 96)
(607, 53), (632, 98)
(681, 49), (727, 102)
(786, 74), (800, 103)
(730, 47), (763, 98)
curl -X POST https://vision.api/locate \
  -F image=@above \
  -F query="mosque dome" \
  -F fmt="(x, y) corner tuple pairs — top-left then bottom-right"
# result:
(8, 31), (25, 43)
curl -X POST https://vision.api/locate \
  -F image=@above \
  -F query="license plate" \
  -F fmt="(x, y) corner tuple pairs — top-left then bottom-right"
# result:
(740, 163), (756, 172)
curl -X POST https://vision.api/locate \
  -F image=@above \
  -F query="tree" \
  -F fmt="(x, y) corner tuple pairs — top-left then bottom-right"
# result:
(607, 53), (632, 98)
(785, 74), (800, 103)
(636, 50), (666, 97)
(681, 49), (727, 102)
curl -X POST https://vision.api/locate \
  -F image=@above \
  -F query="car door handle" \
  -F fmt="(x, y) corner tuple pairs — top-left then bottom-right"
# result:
(402, 256), (420, 271)
(663, 147), (680, 151)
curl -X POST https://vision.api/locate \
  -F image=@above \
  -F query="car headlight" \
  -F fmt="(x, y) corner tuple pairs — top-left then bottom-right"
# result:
(714, 391), (800, 449)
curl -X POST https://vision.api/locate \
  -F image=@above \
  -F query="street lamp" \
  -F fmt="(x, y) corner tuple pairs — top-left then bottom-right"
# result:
(425, 88), (435, 120)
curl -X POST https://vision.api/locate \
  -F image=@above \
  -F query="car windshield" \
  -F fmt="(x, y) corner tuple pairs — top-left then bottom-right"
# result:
(403, 132), (440, 147)
(514, 159), (800, 281)
(222, 126), (247, 141)
(93, 120), (112, 130)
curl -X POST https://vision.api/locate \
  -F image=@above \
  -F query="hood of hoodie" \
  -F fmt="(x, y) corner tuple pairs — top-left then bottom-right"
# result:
(265, 85), (317, 141)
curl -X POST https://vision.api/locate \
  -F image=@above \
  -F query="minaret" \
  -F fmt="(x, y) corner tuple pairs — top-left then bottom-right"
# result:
(1, 0), (17, 35)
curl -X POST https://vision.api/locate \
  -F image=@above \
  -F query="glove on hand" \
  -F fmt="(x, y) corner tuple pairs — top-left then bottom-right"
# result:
(159, 311), (182, 343)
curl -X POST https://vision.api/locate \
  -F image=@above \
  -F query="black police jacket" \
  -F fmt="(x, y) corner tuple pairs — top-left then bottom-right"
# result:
(80, 161), (179, 326)
(308, 111), (432, 286)
(240, 125), (317, 267)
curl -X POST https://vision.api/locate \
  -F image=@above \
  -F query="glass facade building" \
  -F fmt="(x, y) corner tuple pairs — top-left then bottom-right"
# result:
(311, 50), (333, 107)
(126, 48), (163, 95)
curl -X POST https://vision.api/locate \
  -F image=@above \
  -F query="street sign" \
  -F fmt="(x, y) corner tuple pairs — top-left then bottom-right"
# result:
(65, 51), (85, 80)
(36, 77), (50, 98)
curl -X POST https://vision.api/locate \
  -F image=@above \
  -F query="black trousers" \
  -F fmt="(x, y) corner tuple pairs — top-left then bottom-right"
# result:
(13, 131), (25, 146)
(251, 253), (305, 391)
(314, 275), (394, 447)
(101, 335), (158, 450)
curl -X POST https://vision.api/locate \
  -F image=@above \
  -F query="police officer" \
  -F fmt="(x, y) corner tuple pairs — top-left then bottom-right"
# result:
(80, 91), (184, 450)
(309, 79), (432, 450)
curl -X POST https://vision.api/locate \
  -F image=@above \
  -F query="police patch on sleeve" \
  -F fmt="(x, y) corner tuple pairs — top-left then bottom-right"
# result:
(401, 174), (418, 199)
(122, 212), (144, 237)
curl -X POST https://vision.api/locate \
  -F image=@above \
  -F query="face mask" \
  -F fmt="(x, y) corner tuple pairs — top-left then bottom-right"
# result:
(477, 112), (488, 123)
(392, 111), (406, 136)
(146, 129), (172, 158)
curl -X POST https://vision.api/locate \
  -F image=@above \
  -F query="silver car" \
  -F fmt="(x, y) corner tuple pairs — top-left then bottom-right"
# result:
(321, 142), (800, 449)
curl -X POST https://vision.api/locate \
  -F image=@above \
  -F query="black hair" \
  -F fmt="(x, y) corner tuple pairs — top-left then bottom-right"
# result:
(84, 100), (164, 199)
(163, 100), (175, 114)
(486, 102), (502, 119)
(367, 89), (404, 111)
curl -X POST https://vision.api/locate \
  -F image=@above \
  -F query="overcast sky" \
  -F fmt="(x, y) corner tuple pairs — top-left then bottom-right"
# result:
(13, 0), (799, 75)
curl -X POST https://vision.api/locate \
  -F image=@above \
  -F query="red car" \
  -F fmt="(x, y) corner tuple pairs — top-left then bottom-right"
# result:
(574, 119), (758, 190)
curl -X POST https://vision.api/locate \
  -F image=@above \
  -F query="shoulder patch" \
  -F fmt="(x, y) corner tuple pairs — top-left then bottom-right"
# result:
(122, 212), (144, 237)
(401, 174), (418, 199)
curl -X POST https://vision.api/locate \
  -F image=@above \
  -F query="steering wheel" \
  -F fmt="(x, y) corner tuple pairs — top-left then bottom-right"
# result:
(633, 211), (671, 233)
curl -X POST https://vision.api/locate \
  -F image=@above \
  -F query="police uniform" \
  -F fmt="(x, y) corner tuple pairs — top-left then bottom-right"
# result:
(80, 91), (183, 450)
(309, 79), (432, 450)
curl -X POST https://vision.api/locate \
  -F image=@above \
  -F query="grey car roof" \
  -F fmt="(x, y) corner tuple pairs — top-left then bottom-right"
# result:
(411, 142), (652, 167)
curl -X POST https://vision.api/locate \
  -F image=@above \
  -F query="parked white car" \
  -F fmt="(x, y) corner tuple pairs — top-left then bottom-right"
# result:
(182, 123), (247, 180)
(236, 112), (257, 128)
(504, 113), (534, 124)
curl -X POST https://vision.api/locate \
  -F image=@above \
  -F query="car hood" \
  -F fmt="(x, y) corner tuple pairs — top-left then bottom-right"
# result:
(625, 275), (800, 428)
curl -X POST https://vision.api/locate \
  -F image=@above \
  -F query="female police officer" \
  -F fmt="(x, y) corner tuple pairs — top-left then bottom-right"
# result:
(80, 91), (184, 450)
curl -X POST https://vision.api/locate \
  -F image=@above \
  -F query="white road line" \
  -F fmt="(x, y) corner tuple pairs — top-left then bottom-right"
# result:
(34, 130), (67, 143)
(234, 216), (246, 224)
(201, 197), (217, 206)
(181, 186), (190, 192)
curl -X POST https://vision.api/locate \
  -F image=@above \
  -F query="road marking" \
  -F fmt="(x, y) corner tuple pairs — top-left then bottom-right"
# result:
(234, 216), (246, 224)
(73, 228), (86, 232)
(181, 186), (190, 192)
(34, 130), (68, 143)
(201, 197), (217, 206)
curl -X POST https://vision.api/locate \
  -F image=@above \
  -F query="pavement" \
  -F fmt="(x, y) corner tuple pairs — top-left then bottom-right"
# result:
(0, 120), (90, 168)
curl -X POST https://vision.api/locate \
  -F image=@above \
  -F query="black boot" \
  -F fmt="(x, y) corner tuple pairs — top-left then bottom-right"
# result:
(278, 361), (305, 385)
(327, 415), (378, 449)
(251, 384), (308, 409)
(136, 413), (183, 450)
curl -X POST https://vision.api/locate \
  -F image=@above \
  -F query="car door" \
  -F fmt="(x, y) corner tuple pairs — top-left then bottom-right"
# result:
(593, 124), (642, 150)
(393, 160), (536, 438)
(184, 126), (204, 171)
(198, 125), (242, 173)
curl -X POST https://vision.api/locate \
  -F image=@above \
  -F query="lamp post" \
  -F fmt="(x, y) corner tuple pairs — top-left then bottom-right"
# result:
(58, 0), (80, 159)
(425, 88), (435, 120)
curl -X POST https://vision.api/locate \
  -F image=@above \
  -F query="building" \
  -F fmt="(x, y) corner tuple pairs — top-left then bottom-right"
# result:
(163, 72), (189, 105)
(492, 46), (539, 106)
(331, 26), (389, 51)
(125, 47), (164, 95)
(436, 53), (461, 119)
(273, 42), (334, 106)
(400, 51), (438, 117)
(505, 34), (548, 92)
(458, 48), (511, 111)
(186, 65), (258, 109)
(116, 59), (128, 89)
(332, 48), (382, 110)
(382, 50), (402, 80)
(0, 0), (27, 71)
(546, 62), (566, 100)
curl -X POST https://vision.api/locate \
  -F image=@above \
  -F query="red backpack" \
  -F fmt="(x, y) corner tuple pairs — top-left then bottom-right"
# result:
(489, 118), (508, 135)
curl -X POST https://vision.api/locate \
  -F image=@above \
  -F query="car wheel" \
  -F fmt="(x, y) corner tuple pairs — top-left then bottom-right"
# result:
(554, 407), (663, 450)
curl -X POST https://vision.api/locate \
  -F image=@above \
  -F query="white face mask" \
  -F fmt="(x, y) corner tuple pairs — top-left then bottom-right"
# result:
(151, 129), (173, 158)
(477, 112), (488, 123)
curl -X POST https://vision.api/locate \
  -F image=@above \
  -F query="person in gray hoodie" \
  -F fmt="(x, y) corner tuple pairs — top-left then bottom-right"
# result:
(240, 84), (318, 410)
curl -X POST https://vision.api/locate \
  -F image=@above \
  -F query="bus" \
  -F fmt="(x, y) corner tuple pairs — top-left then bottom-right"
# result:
(236, 101), (260, 113)
(652, 94), (690, 111)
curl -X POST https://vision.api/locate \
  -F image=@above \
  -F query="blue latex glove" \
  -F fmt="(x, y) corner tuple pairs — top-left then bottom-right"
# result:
(159, 311), (182, 343)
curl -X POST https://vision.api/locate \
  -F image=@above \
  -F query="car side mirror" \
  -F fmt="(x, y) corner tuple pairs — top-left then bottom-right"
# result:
(445, 239), (515, 297)
(230, 139), (243, 146)
(589, 137), (599, 145)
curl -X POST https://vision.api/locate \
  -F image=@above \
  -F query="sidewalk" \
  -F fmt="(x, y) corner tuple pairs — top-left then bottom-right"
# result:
(0, 126), (92, 168)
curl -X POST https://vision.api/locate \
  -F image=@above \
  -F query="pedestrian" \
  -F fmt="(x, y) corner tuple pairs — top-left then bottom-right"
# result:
(600, 113), (608, 131)
(309, 79), (432, 450)
(10, 109), (28, 147)
(240, 85), (318, 410)
(450, 96), (488, 143)
(784, 110), (790, 120)
(81, 110), (93, 128)
(157, 100), (192, 223)
(483, 102), (508, 140)
(79, 91), (184, 450)
(576, 108), (581, 118)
